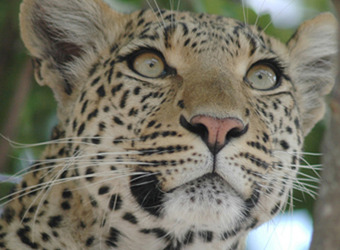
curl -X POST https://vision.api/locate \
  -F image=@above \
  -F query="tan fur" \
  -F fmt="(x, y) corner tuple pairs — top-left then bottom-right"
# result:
(0, 1), (337, 249)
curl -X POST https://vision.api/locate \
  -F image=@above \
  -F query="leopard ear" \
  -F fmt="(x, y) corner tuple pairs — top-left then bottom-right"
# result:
(288, 13), (338, 136)
(20, 0), (123, 104)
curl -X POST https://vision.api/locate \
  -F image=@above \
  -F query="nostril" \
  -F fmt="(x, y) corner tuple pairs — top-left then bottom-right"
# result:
(180, 115), (248, 154)
(226, 124), (249, 143)
(180, 115), (208, 136)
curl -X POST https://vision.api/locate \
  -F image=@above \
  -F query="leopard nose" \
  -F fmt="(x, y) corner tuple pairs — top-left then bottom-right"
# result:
(180, 115), (248, 154)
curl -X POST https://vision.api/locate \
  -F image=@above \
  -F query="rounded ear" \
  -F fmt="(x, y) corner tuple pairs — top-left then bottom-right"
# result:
(287, 13), (338, 136)
(20, 0), (124, 104)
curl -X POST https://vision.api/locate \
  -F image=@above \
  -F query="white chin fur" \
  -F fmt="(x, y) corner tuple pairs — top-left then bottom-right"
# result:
(161, 174), (245, 236)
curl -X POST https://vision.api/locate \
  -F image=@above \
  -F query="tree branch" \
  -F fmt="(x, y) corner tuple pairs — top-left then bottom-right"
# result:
(310, 2), (340, 249)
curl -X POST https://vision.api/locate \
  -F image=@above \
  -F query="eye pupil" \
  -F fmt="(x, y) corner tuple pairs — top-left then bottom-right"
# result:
(148, 59), (157, 68)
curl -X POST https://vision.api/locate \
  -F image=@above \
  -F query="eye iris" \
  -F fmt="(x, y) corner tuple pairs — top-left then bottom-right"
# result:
(247, 64), (277, 90)
(133, 53), (164, 78)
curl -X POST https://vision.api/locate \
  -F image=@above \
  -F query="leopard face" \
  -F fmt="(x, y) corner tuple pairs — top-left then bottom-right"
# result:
(0, 0), (337, 249)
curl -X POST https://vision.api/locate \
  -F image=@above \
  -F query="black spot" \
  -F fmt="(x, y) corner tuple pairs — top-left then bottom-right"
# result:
(110, 44), (118, 53)
(81, 100), (88, 114)
(91, 76), (101, 86)
(116, 71), (123, 78)
(91, 135), (101, 144)
(99, 122), (106, 131)
(87, 109), (98, 121)
(28, 206), (37, 214)
(280, 140), (289, 150)
(147, 120), (156, 128)
(64, 80), (73, 96)
(79, 221), (87, 228)
(140, 228), (168, 239)
(221, 226), (241, 240)
(111, 83), (123, 96)
(0, 232), (5, 240)
(130, 172), (164, 217)
(286, 126), (293, 134)
(244, 185), (261, 213)
(103, 106), (110, 112)
(98, 186), (110, 195)
(271, 202), (281, 215)
(96, 85), (106, 97)
(113, 116), (124, 125)
(108, 194), (122, 210)
(107, 67), (114, 83)
(62, 188), (73, 199)
(141, 93), (153, 103)
(77, 123), (85, 136)
(106, 227), (120, 247)
(151, 228), (167, 238)
(3, 207), (15, 224)
(262, 132), (269, 143)
(137, 18), (145, 26)
(48, 215), (63, 228)
(85, 167), (95, 181)
(294, 118), (300, 129)
(198, 231), (213, 242)
(61, 201), (71, 210)
(245, 108), (250, 117)
(183, 231), (194, 245)
(41, 232), (50, 242)
(134, 87), (141, 95)
(177, 100), (185, 109)
(122, 212), (138, 224)
(120, 90), (130, 108)
(184, 38), (190, 46)
(89, 63), (99, 77)
(86, 236), (95, 246)
(90, 196), (98, 207)
(17, 226), (38, 248)
(80, 91), (87, 102)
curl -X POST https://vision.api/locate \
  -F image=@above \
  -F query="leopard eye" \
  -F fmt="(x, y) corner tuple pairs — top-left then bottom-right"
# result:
(246, 64), (278, 90)
(132, 52), (165, 78)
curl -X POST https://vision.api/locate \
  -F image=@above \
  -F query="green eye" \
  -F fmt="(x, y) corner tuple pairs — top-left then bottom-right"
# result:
(246, 64), (278, 90)
(132, 52), (165, 78)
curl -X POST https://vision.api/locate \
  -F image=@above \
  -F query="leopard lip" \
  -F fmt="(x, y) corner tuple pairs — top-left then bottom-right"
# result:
(167, 172), (237, 194)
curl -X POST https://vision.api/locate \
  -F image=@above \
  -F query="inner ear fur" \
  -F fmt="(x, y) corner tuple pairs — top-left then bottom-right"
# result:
(288, 13), (338, 136)
(20, 0), (124, 103)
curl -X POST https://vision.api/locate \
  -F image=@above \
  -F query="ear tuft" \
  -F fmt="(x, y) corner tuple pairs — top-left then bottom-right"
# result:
(288, 13), (338, 135)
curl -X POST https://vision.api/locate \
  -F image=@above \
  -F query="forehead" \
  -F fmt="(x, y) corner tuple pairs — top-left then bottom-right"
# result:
(125, 9), (269, 50)
(118, 8), (286, 66)
(118, 9), (286, 75)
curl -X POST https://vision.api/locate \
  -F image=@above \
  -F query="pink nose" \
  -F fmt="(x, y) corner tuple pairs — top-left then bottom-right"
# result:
(190, 115), (247, 154)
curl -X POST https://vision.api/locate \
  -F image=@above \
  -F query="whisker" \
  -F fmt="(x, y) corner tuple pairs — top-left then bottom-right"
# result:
(146, 0), (166, 28)
(241, 0), (247, 24)
(1, 134), (142, 149)
(274, 150), (322, 179)
(263, 0), (295, 32)
(254, 0), (266, 26)
(0, 174), (21, 184)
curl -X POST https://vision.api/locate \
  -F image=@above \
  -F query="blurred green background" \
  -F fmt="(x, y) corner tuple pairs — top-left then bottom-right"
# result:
(0, 0), (334, 217)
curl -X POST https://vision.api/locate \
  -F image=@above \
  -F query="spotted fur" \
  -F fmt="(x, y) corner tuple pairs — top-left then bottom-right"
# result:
(0, 0), (337, 249)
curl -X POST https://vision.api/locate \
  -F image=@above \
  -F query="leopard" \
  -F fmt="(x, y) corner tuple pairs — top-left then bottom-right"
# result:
(0, 0), (337, 249)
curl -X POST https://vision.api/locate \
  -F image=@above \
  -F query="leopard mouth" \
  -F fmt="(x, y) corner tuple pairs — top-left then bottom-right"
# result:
(130, 170), (253, 219)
